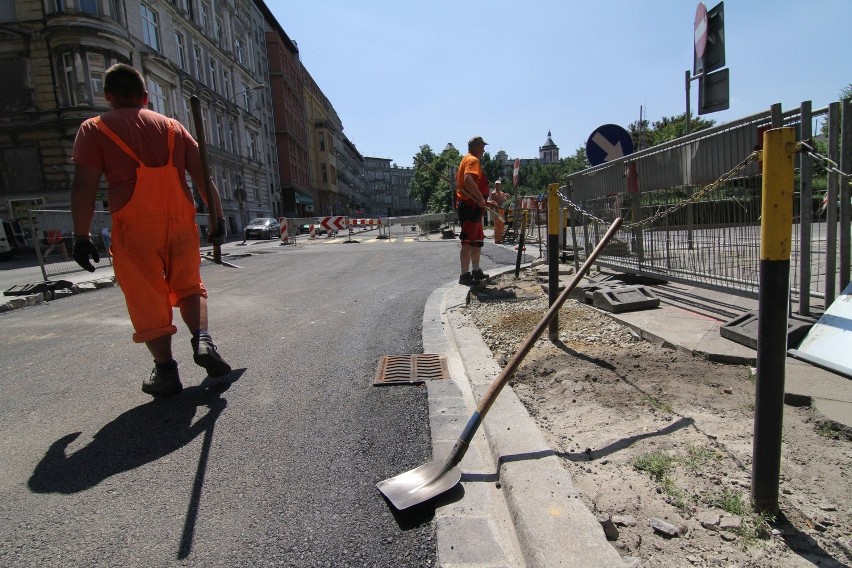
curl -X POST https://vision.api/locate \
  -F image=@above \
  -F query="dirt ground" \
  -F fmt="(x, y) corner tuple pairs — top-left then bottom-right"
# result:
(462, 267), (852, 568)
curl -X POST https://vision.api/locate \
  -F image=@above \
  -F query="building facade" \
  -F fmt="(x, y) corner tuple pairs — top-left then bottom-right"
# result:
(0, 0), (285, 236)
(263, 18), (310, 219)
(363, 157), (419, 217)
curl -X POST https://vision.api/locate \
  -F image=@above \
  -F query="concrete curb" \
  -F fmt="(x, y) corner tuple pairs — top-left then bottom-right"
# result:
(424, 265), (625, 567)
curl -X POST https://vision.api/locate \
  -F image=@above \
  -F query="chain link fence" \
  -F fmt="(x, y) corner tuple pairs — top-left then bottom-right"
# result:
(29, 210), (113, 280)
(559, 101), (851, 314)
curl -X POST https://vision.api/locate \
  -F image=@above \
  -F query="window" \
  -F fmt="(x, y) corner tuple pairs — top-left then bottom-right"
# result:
(248, 131), (258, 161)
(175, 32), (186, 70)
(51, 0), (117, 19)
(208, 58), (217, 91)
(234, 37), (243, 65)
(319, 132), (325, 151)
(182, 98), (192, 132)
(215, 114), (224, 148)
(228, 118), (236, 153)
(201, 104), (210, 142)
(193, 46), (202, 81)
(61, 52), (79, 106)
(216, 17), (224, 45)
(222, 69), (230, 100)
(0, 58), (32, 112)
(86, 52), (106, 105)
(321, 163), (327, 183)
(199, 2), (209, 33)
(253, 178), (261, 201)
(240, 81), (250, 111)
(140, 4), (160, 51)
(147, 78), (169, 115)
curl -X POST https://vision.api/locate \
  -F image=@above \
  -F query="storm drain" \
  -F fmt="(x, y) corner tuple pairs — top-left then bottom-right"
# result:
(373, 354), (449, 385)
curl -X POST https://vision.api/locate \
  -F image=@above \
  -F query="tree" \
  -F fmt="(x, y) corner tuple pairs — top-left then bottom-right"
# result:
(410, 144), (461, 213)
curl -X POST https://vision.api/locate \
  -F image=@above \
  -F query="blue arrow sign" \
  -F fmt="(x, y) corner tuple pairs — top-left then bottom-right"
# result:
(586, 124), (634, 166)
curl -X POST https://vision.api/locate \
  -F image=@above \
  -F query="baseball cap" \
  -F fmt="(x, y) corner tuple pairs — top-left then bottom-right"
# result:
(468, 136), (488, 148)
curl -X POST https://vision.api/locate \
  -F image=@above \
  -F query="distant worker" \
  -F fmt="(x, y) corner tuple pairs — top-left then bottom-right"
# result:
(489, 179), (510, 244)
(70, 63), (231, 397)
(455, 136), (491, 285)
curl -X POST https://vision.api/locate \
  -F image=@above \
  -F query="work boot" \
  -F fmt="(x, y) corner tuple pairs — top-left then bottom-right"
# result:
(192, 335), (232, 377)
(142, 361), (183, 396)
(459, 272), (475, 286)
(471, 268), (490, 281)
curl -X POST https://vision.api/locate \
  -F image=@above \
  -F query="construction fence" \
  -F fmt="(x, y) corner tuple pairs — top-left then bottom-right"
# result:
(555, 100), (851, 316)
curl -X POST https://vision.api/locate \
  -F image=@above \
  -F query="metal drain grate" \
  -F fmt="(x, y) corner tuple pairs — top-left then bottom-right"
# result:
(373, 354), (449, 385)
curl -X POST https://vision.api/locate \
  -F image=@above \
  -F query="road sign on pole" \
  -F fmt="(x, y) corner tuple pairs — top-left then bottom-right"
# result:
(699, 67), (730, 115)
(694, 2), (708, 60)
(585, 124), (634, 167)
(694, 1), (725, 75)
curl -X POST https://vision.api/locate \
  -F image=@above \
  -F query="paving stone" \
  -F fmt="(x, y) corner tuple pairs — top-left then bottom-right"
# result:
(720, 515), (742, 531)
(650, 517), (681, 537)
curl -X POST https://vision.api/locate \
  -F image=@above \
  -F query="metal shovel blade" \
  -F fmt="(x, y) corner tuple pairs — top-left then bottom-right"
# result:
(376, 459), (462, 511)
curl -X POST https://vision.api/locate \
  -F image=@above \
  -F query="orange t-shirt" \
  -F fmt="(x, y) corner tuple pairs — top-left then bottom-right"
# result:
(455, 154), (489, 206)
(72, 107), (201, 214)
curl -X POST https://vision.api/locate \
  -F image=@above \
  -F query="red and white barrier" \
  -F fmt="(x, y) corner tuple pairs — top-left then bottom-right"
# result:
(349, 218), (382, 227)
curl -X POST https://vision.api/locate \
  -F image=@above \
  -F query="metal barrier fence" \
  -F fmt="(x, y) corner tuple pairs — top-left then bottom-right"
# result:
(30, 210), (113, 280)
(562, 101), (851, 315)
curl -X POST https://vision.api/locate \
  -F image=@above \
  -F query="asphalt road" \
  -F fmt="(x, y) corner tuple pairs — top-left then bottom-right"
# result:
(0, 236), (520, 567)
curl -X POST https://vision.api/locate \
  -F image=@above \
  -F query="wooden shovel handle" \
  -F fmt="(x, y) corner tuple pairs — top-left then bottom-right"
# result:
(446, 218), (623, 468)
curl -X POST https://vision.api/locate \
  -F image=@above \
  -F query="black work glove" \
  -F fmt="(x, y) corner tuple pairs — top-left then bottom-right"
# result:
(73, 236), (100, 272)
(207, 218), (227, 245)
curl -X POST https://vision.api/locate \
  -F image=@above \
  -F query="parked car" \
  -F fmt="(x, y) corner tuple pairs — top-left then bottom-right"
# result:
(243, 217), (281, 240)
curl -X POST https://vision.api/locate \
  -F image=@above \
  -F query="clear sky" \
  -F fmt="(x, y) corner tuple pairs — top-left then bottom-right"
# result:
(265, 0), (850, 168)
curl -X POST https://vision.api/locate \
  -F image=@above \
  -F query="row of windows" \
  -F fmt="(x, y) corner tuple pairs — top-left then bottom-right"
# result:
(141, 2), (264, 85)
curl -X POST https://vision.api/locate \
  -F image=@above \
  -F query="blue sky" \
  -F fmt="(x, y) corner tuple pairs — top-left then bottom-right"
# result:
(266, 1), (850, 168)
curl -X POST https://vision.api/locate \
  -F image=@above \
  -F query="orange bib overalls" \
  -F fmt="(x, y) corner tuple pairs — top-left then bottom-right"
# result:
(94, 117), (206, 343)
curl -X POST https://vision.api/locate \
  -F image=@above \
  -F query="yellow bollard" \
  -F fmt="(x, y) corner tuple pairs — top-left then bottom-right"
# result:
(752, 126), (796, 515)
(547, 184), (560, 341)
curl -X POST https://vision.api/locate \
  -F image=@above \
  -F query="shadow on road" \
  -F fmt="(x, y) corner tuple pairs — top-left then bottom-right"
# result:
(27, 369), (245, 495)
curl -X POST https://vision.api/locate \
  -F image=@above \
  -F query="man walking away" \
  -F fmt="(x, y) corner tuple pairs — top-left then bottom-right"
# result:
(70, 63), (231, 397)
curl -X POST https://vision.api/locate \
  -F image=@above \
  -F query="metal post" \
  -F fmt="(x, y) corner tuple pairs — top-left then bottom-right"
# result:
(547, 184), (560, 342)
(798, 101), (813, 316)
(515, 210), (528, 278)
(30, 215), (48, 281)
(752, 126), (795, 515)
(839, 98), (852, 291)
(826, 102), (840, 305)
(685, 70), (691, 135)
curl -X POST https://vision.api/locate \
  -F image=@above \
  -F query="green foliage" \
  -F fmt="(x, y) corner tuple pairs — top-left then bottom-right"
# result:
(632, 450), (676, 482)
(629, 112), (715, 148)
(410, 144), (461, 213)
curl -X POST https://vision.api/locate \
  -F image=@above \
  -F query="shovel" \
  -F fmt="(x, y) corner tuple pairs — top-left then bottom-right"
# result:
(377, 217), (623, 510)
(189, 96), (240, 269)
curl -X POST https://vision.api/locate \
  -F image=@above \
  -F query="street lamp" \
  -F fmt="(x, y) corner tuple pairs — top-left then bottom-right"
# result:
(230, 84), (264, 112)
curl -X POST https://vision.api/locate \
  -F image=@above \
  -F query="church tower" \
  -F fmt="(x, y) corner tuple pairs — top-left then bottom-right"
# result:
(538, 131), (559, 163)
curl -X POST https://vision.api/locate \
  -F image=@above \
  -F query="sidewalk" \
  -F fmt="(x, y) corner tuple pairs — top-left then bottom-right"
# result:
(425, 250), (852, 566)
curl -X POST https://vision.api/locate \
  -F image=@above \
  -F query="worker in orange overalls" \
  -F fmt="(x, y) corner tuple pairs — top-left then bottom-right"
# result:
(70, 63), (231, 397)
(489, 179), (510, 244)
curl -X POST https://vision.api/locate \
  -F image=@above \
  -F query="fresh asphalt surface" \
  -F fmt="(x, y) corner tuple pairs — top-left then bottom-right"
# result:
(0, 236), (524, 566)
